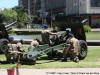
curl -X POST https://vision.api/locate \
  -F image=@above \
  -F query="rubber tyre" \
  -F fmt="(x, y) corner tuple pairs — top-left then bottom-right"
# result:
(78, 40), (88, 60)
(0, 39), (9, 53)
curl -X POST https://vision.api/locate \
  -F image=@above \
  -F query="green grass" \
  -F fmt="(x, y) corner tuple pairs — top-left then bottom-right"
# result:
(0, 47), (100, 69)
(86, 32), (100, 40)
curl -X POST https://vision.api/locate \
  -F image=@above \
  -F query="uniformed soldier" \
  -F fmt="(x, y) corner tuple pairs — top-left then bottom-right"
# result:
(28, 39), (39, 51)
(5, 37), (14, 63)
(16, 40), (25, 52)
(63, 29), (80, 63)
(41, 25), (59, 44)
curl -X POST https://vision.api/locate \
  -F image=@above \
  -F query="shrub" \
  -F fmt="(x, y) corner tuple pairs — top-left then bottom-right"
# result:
(84, 25), (91, 32)
(8, 30), (16, 35)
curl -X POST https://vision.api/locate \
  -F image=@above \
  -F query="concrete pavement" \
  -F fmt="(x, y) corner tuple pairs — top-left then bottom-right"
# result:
(91, 28), (100, 32)
(0, 68), (100, 75)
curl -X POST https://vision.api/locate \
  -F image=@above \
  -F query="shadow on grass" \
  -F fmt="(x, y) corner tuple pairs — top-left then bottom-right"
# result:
(0, 53), (63, 65)
(36, 56), (62, 64)
(36, 59), (60, 64)
(0, 61), (9, 64)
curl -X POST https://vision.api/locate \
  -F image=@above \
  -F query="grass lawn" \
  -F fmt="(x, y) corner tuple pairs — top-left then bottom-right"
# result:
(86, 32), (100, 40)
(0, 47), (100, 69)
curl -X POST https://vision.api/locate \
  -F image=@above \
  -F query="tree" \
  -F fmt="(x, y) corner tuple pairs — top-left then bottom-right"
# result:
(1, 9), (17, 24)
(1, 8), (30, 28)
(15, 8), (30, 28)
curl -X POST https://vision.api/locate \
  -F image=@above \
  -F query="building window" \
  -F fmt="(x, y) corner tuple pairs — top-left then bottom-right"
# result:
(91, 0), (100, 7)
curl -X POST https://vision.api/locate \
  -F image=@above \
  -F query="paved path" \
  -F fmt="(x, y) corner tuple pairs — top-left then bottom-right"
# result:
(87, 40), (100, 42)
(0, 68), (100, 75)
(13, 28), (53, 34)
(13, 28), (43, 32)
(92, 28), (100, 32)
(13, 28), (100, 32)
(88, 46), (100, 47)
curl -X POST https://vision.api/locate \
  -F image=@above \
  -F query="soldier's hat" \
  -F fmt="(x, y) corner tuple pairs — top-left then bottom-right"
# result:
(9, 37), (14, 41)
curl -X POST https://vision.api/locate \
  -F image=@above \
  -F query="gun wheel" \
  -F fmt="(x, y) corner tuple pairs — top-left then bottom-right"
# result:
(78, 40), (88, 60)
(0, 39), (9, 53)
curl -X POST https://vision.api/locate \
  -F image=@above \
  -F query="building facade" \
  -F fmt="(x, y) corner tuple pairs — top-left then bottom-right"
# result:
(66, 0), (100, 27)
(18, 0), (23, 7)
(19, 0), (66, 16)
(0, 8), (5, 12)
(41, 0), (66, 14)
(18, 0), (41, 15)
(66, 0), (100, 15)
(19, 0), (100, 16)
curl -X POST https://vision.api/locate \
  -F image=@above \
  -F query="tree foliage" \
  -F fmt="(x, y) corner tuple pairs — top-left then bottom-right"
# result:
(1, 9), (17, 23)
(15, 8), (30, 28)
(1, 8), (30, 28)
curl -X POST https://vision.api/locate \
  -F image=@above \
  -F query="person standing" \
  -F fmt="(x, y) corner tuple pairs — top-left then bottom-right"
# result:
(41, 25), (59, 44)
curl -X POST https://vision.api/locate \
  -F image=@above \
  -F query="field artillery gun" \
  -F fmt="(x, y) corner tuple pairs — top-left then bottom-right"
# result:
(6, 17), (88, 64)
(8, 32), (87, 65)
(21, 35), (87, 65)
(0, 21), (17, 53)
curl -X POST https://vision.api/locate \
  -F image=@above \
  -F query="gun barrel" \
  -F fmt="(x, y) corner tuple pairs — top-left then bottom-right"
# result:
(5, 21), (17, 30)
